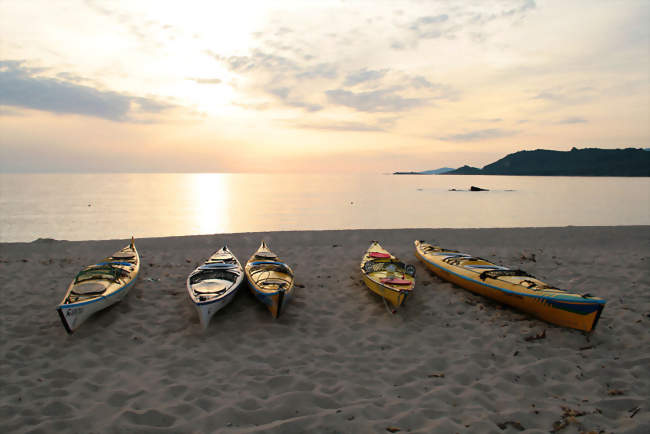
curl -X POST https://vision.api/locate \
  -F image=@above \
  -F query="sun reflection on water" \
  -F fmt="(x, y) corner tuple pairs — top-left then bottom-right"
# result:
(189, 173), (229, 234)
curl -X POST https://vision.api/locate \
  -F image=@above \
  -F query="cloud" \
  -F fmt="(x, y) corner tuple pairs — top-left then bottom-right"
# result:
(390, 40), (406, 50)
(409, 14), (449, 39)
(0, 106), (26, 117)
(393, 1), (538, 49)
(187, 77), (222, 84)
(267, 86), (323, 111)
(439, 128), (518, 142)
(470, 117), (503, 123)
(292, 121), (385, 132)
(295, 63), (338, 80)
(344, 68), (389, 86)
(555, 117), (588, 124)
(503, 0), (536, 18)
(207, 49), (330, 111)
(0, 60), (175, 122)
(209, 50), (337, 81)
(532, 86), (596, 105)
(326, 88), (427, 112)
(209, 50), (299, 74)
(84, 0), (173, 48)
(207, 20), (459, 115)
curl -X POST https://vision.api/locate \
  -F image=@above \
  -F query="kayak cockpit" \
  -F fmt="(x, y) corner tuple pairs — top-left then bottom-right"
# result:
(248, 261), (293, 292)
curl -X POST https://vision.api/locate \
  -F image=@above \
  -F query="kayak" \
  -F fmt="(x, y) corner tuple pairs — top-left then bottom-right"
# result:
(360, 241), (416, 311)
(57, 237), (140, 333)
(245, 241), (295, 318)
(186, 246), (244, 328)
(414, 240), (606, 332)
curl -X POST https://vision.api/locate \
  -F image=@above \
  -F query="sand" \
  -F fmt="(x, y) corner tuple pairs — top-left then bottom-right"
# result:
(1, 226), (649, 433)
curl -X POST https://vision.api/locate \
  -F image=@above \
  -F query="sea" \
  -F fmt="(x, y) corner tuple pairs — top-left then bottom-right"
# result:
(1, 173), (648, 242)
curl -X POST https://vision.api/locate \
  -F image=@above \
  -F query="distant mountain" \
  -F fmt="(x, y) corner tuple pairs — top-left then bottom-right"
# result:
(444, 165), (482, 175)
(444, 148), (650, 176)
(394, 167), (455, 175)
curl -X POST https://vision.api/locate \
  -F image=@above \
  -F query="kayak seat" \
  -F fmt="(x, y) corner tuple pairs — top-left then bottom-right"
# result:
(442, 256), (484, 266)
(111, 252), (135, 260)
(71, 281), (108, 295)
(380, 277), (411, 285)
(466, 265), (508, 270)
(193, 286), (227, 295)
(189, 270), (237, 285)
(479, 269), (536, 281)
(259, 279), (289, 289)
(369, 252), (391, 259)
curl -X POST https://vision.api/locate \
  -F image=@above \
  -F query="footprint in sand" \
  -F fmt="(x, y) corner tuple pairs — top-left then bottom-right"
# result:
(121, 409), (176, 427)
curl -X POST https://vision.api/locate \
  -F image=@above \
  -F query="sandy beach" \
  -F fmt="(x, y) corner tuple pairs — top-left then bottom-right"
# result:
(1, 226), (648, 433)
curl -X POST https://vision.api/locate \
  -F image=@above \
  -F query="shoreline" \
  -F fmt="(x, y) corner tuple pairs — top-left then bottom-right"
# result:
(3, 224), (649, 245)
(1, 226), (648, 432)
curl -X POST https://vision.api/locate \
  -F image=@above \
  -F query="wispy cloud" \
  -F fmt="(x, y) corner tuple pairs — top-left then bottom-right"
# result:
(532, 86), (596, 105)
(291, 121), (385, 132)
(393, 1), (538, 49)
(439, 128), (518, 142)
(326, 88), (427, 113)
(0, 106), (26, 117)
(295, 63), (338, 80)
(555, 117), (588, 124)
(209, 50), (299, 74)
(344, 68), (388, 86)
(408, 14), (450, 39)
(0, 60), (175, 122)
(187, 77), (222, 84)
(470, 117), (503, 123)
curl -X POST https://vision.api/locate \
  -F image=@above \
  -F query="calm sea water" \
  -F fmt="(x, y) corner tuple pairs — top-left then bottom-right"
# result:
(1, 173), (648, 242)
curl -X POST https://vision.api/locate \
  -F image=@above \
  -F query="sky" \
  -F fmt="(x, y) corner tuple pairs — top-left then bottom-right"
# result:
(0, 0), (648, 173)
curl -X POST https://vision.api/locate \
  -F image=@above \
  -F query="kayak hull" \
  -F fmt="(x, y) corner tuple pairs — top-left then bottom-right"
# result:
(361, 274), (410, 307)
(57, 277), (136, 333)
(192, 286), (240, 328)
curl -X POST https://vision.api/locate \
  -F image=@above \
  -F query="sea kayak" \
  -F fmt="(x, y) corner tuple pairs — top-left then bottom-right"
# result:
(57, 237), (140, 333)
(414, 240), (606, 332)
(245, 241), (295, 318)
(186, 246), (244, 328)
(360, 241), (416, 311)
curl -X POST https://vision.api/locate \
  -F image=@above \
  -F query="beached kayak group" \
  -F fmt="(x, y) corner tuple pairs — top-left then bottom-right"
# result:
(57, 237), (606, 334)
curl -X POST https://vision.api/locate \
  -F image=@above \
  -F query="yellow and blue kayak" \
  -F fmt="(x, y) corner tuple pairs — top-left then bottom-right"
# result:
(245, 241), (295, 318)
(360, 241), (416, 310)
(414, 240), (606, 332)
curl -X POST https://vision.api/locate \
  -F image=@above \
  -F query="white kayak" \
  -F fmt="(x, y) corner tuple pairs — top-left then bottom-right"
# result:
(57, 237), (140, 333)
(186, 246), (244, 328)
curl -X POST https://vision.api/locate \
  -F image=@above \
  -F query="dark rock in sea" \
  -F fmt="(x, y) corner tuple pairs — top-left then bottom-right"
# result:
(470, 186), (489, 191)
